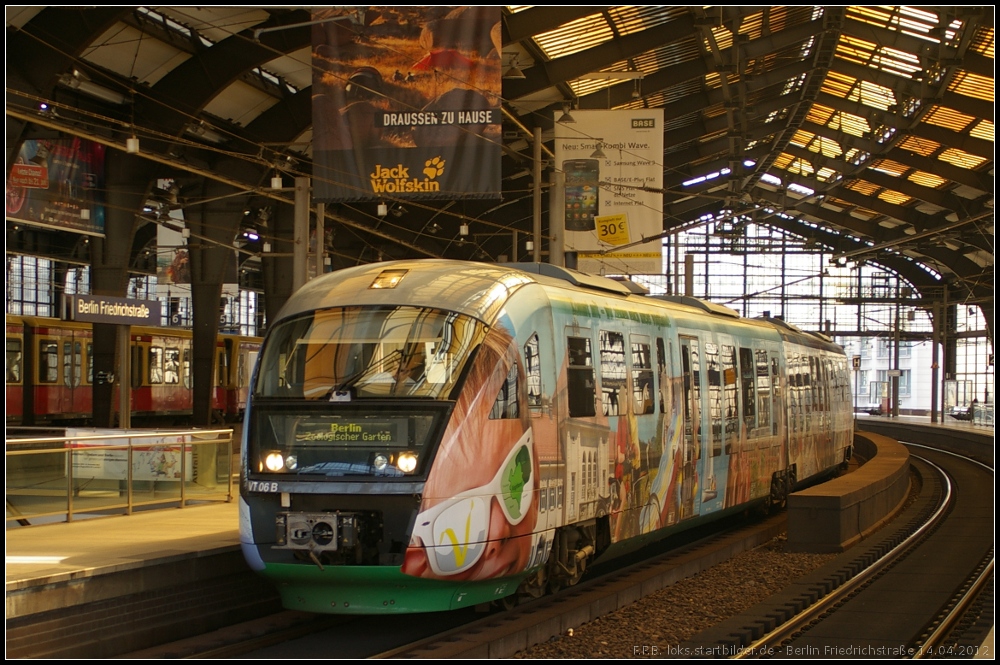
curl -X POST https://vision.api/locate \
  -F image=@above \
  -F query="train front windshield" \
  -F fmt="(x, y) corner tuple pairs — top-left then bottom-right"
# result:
(249, 305), (486, 478)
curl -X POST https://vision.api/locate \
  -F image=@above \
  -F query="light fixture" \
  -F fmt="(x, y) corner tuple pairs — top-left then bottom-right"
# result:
(80, 209), (90, 220)
(126, 136), (140, 154)
(459, 222), (469, 237)
(557, 103), (576, 124)
(590, 142), (607, 160)
(270, 174), (283, 189)
(390, 204), (407, 218)
(525, 240), (534, 252)
(185, 121), (227, 144)
(59, 70), (126, 105)
(377, 202), (388, 217)
(631, 79), (641, 100)
(503, 55), (526, 79)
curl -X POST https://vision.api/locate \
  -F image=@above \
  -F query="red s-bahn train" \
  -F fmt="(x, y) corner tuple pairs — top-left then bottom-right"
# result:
(6, 315), (260, 426)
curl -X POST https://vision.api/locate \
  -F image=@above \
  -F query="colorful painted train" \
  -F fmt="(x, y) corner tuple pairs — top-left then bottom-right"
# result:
(239, 260), (852, 613)
(6, 315), (260, 425)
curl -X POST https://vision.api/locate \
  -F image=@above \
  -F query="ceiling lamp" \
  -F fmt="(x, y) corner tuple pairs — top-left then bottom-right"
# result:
(557, 103), (576, 124)
(503, 55), (526, 80)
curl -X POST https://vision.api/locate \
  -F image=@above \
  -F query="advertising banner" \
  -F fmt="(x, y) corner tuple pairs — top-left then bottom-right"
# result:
(311, 6), (502, 201)
(6, 138), (106, 235)
(554, 109), (664, 275)
(67, 429), (194, 482)
(156, 216), (238, 300)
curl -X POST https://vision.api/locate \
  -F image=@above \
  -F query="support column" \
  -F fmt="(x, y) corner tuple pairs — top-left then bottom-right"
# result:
(90, 151), (153, 427)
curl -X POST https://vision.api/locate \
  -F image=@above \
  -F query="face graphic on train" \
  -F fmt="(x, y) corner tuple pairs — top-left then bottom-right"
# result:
(402, 328), (538, 581)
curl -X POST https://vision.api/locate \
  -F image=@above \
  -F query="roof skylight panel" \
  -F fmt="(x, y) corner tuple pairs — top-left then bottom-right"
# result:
(533, 12), (612, 59)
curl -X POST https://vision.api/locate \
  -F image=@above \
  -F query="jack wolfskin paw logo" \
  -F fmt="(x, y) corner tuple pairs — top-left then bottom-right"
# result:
(423, 156), (445, 179)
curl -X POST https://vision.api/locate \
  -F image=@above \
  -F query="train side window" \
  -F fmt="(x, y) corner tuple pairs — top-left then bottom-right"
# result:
(721, 345), (739, 450)
(567, 336), (596, 418)
(704, 342), (723, 454)
(71, 341), (82, 387)
(739, 347), (756, 432)
(39, 339), (59, 383)
(770, 355), (780, 436)
(131, 344), (143, 388)
(755, 350), (771, 432)
(656, 338), (667, 413)
(489, 361), (519, 419)
(182, 349), (191, 389)
(631, 336), (654, 415)
(524, 333), (542, 408)
(599, 330), (626, 417)
(63, 341), (72, 386)
(86, 343), (93, 384)
(217, 349), (228, 386)
(149, 346), (163, 385)
(237, 348), (247, 388)
(7, 337), (22, 383)
(164, 348), (180, 384)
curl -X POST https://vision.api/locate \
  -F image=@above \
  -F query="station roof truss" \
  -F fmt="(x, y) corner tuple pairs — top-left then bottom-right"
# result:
(5, 6), (994, 313)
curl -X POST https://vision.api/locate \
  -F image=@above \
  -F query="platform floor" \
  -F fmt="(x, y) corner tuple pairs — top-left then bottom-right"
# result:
(6, 501), (239, 606)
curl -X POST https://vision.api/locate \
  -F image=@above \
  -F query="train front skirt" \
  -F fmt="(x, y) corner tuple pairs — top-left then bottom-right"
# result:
(256, 562), (529, 613)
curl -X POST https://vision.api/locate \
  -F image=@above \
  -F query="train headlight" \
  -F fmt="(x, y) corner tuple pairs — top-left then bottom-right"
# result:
(397, 452), (418, 474)
(373, 453), (389, 471)
(284, 455), (298, 471)
(264, 452), (286, 472)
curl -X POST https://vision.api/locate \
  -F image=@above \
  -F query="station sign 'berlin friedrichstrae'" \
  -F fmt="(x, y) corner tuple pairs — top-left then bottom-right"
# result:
(62, 294), (161, 326)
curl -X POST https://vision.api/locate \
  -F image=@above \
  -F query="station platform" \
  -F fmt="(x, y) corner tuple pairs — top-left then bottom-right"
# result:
(4, 501), (273, 659)
(6, 501), (241, 615)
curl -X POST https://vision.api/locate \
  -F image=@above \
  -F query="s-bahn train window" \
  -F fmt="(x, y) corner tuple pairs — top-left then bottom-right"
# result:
(524, 333), (542, 408)
(149, 346), (164, 384)
(86, 343), (93, 384)
(217, 349), (228, 387)
(39, 339), (58, 383)
(739, 347), (756, 432)
(62, 341), (82, 387)
(6, 337), (22, 383)
(566, 335), (596, 418)
(182, 350), (191, 389)
(490, 361), (519, 419)
(164, 348), (180, 385)
(599, 331), (626, 417)
(631, 337), (654, 415)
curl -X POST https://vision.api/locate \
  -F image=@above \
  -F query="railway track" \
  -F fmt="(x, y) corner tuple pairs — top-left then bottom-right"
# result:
(687, 443), (994, 659)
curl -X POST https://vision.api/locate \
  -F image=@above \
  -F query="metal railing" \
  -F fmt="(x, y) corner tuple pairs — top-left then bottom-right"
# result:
(6, 428), (234, 524)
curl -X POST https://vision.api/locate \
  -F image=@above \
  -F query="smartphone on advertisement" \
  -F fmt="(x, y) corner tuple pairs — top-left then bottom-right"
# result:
(564, 159), (599, 231)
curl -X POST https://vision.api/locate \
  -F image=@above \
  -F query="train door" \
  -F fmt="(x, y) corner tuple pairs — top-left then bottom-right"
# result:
(62, 335), (84, 417)
(678, 335), (704, 520)
(6, 325), (24, 423)
(36, 334), (61, 419)
(563, 328), (600, 527)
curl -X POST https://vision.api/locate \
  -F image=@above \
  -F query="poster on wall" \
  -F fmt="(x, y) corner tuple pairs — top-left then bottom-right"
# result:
(156, 214), (238, 300)
(311, 6), (502, 201)
(6, 138), (106, 235)
(553, 109), (664, 275)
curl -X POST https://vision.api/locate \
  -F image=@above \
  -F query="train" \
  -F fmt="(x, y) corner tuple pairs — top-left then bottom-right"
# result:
(5, 314), (261, 425)
(239, 260), (853, 614)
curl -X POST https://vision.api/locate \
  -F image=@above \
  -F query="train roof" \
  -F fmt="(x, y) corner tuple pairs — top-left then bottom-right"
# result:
(275, 260), (843, 353)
